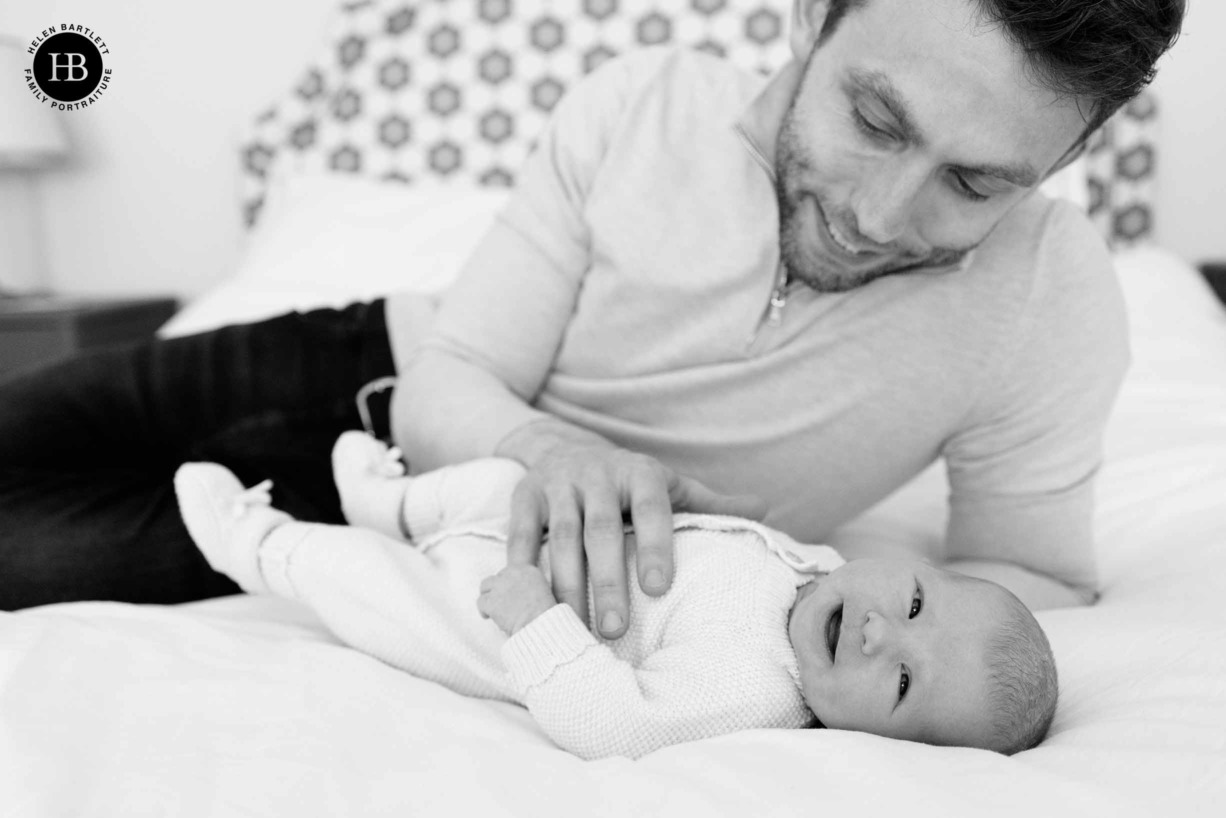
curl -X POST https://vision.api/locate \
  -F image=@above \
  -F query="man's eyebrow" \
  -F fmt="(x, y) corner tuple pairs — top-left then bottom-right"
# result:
(848, 68), (923, 145)
(848, 68), (1039, 188)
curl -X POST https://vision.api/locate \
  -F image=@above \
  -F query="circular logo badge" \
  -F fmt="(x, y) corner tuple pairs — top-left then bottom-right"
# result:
(24, 25), (113, 110)
(32, 33), (104, 101)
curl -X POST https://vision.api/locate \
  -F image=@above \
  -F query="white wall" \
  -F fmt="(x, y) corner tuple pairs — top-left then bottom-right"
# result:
(1, 0), (1223, 299)
(1150, 0), (1226, 266)
(0, 0), (336, 297)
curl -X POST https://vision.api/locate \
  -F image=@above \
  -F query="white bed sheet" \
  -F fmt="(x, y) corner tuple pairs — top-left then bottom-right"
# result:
(5, 232), (1226, 815)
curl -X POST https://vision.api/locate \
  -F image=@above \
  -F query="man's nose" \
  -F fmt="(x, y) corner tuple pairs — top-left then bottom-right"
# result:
(851, 162), (925, 245)
(861, 610), (892, 656)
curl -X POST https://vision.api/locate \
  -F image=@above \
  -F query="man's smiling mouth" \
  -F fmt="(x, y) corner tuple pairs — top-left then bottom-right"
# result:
(812, 195), (887, 258)
(826, 218), (876, 257)
(825, 604), (843, 661)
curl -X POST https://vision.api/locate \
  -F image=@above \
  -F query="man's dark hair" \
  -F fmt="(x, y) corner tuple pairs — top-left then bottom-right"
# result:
(818, 0), (1186, 138)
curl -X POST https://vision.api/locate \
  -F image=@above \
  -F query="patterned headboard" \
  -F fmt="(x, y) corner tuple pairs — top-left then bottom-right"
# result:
(239, 0), (1159, 247)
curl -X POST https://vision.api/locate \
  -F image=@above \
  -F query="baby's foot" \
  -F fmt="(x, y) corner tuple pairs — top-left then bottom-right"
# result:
(332, 431), (413, 540)
(174, 463), (292, 593)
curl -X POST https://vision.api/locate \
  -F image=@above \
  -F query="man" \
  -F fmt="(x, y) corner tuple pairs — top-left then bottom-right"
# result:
(388, 0), (1184, 633)
(0, 0), (1184, 618)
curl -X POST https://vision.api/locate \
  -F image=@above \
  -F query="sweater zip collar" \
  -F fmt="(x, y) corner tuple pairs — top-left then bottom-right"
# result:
(734, 122), (794, 345)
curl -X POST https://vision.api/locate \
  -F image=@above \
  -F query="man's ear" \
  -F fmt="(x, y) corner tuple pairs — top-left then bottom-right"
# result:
(790, 0), (833, 60)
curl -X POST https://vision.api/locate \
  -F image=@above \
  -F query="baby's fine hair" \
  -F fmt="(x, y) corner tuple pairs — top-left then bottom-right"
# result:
(957, 575), (1059, 755)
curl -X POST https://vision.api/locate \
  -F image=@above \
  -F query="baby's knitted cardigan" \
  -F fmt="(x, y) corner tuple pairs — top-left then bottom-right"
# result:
(254, 459), (845, 760)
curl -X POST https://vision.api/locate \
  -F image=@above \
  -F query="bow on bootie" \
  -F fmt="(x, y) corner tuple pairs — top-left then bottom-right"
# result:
(378, 447), (407, 478)
(232, 479), (274, 519)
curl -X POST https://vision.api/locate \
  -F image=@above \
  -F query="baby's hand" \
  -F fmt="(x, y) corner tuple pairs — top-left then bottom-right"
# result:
(478, 565), (557, 636)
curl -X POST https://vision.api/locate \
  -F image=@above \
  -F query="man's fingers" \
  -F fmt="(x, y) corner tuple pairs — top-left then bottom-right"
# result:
(546, 494), (589, 626)
(629, 475), (675, 597)
(503, 448), (741, 641)
(506, 482), (546, 566)
(671, 476), (768, 521)
(582, 484), (630, 638)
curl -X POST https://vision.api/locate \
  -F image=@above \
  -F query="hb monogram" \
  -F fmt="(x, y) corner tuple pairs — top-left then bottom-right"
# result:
(47, 53), (89, 81)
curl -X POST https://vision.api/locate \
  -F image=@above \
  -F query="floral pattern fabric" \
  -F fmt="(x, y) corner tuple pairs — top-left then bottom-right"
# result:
(240, 0), (1158, 247)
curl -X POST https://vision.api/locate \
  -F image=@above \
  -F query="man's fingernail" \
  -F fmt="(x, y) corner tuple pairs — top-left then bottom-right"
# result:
(644, 569), (665, 590)
(600, 611), (623, 634)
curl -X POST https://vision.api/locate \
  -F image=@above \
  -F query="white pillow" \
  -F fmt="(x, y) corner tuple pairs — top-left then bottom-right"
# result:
(161, 176), (510, 338)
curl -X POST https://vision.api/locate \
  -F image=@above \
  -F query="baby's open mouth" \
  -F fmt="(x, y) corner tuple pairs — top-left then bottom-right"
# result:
(825, 604), (843, 661)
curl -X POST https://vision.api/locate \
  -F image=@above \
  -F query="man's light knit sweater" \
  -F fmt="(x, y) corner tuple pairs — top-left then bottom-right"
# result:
(242, 459), (845, 760)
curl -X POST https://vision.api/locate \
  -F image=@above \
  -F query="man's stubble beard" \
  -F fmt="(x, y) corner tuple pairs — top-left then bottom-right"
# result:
(773, 84), (976, 292)
(774, 173), (882, 293)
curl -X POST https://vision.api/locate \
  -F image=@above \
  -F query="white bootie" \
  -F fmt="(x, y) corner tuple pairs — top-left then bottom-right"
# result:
(174, 462), (292, 593)
(331, 431), (413, 541)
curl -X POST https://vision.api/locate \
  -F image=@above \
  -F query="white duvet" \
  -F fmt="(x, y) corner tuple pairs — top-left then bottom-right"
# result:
(3, 192), (1224, 816)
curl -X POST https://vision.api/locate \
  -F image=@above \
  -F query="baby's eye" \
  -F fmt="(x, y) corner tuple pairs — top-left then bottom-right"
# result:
(899, 667), (911, 701)
(909, 592), (922, 619)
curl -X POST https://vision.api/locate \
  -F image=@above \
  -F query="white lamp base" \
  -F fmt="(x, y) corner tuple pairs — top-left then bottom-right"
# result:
(0, 171), (48, 294)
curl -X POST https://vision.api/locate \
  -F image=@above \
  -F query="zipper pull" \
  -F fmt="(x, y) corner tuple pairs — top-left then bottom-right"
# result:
(767, 285), (788, 326)
(745, 268), (792, 349)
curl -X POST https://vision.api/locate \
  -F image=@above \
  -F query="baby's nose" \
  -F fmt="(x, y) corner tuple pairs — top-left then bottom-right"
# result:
(861, 610), (888, 655)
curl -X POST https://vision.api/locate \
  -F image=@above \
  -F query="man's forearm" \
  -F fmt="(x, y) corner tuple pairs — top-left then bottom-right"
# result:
(495, 416), (616, 469)
(945, 558), (1097, 611)
(393, 349), (620, 474)
(392, 349), (546, 472)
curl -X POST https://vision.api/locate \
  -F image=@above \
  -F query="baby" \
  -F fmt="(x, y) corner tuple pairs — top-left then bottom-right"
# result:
(174, 432), (1057, 760)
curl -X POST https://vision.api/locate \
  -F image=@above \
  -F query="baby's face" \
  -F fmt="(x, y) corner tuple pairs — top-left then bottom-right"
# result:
(789, 558), (1004, 749)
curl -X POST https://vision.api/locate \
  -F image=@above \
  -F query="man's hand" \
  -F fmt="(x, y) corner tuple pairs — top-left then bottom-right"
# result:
(478, 565), (557, 636)
(497, 421), (767, 640)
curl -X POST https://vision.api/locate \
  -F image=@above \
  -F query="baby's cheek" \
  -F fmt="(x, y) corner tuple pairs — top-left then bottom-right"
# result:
(803, 688), (883, 735)
(800, 692), (826, 725)
(799, 680), (835, 726)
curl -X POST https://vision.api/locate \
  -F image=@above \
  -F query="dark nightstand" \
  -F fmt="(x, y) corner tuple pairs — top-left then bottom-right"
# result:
(1200, 262), (1226, 307)
(0, 294), (179, 375)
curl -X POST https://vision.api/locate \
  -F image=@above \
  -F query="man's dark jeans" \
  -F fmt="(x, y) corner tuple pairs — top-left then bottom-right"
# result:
(0, 300), (396, 610)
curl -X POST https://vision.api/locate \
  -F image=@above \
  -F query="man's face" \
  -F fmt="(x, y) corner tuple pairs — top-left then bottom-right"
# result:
(776, 0), (1090, 290)
(789, 559), (1004, 749)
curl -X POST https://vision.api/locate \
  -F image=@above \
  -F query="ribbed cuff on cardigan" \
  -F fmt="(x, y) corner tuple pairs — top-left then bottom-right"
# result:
(501, 603), (598, 694)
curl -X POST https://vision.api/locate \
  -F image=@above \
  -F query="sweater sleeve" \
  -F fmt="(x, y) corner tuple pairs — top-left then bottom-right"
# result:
(400, 57), (639, 465)
(401, 458), (527, 540)
(502, 604), (802, 760)
(943, 201), (1128, 598)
